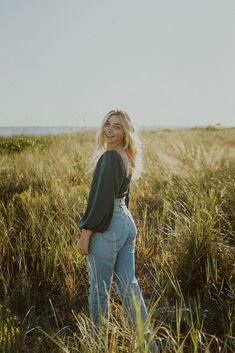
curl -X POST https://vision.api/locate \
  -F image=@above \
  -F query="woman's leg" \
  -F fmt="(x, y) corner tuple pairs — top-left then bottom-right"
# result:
(113, 237), (149, 329)
(113, 215), (158, 352)
(87, 232), (117, 329)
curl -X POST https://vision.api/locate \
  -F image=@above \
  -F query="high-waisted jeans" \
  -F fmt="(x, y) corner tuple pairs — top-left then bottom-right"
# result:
(87, 198), (158, 352)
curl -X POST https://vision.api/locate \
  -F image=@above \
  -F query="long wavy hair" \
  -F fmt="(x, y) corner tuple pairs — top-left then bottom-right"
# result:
(87, 109), (143, 179)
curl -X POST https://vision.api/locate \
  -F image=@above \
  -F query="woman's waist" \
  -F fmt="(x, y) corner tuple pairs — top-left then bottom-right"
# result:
(113, 197), (127, 210)
(112, 198), (131, 221)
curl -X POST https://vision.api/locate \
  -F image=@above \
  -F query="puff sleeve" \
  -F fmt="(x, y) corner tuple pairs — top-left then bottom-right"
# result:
(78, 150), (126, 232)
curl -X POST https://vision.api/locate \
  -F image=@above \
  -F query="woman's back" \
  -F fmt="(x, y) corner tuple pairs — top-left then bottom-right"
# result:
(111, 149), (134, 178)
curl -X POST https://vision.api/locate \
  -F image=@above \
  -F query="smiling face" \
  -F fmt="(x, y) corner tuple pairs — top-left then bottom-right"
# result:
(103, 114), (125, 150)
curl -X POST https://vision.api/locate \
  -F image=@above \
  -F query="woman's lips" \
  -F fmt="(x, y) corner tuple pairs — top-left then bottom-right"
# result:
(105, 134), (114, 138)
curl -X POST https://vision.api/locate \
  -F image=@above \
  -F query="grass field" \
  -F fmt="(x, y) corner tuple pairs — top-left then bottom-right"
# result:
(0, 127), (234, 352)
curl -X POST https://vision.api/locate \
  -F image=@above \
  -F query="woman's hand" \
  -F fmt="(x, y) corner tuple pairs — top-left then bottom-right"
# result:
(77, 229), (93, 256)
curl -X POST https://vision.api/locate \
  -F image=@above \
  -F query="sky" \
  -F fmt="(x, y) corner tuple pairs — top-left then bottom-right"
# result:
(0, 0), (235, 128)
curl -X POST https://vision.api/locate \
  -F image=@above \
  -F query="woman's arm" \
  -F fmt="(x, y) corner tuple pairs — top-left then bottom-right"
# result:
(77, 150), (125, 256)
(78, 150), (125, 232)
(77, 228), (93, 256)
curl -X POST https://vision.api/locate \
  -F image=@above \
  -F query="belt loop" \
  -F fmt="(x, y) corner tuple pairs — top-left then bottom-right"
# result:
(115, 196), (125, 207)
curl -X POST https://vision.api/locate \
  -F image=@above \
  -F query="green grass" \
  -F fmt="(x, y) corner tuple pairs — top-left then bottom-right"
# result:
(0, 128), (234, 352)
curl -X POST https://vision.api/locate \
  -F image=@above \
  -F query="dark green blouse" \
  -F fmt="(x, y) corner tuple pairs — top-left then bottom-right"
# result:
(79, 149), (132, 233)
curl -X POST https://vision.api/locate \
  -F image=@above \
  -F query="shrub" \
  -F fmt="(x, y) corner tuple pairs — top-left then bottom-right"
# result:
(0, 136), (52, 154)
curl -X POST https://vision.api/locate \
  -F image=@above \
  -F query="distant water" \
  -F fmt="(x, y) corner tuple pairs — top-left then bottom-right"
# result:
(0, 125), (176, 136)
(0, 126), (96, 137)
(0, 125), (231, 137)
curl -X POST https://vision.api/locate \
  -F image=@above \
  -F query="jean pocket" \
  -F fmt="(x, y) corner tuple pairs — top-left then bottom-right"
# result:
(101, 217), (125, 242)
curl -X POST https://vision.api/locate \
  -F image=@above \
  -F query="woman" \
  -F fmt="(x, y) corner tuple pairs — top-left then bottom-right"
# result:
(77, 109), (158, 352)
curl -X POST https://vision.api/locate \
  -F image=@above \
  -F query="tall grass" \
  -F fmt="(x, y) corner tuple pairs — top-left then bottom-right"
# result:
(0, 128), (234, 352)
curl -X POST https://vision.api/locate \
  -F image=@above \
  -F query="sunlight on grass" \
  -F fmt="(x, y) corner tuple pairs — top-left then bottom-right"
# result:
(0, 128), (234, 352)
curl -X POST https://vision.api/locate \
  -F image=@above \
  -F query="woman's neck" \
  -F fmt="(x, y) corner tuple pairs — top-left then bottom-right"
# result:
(106, 142), (124, 151)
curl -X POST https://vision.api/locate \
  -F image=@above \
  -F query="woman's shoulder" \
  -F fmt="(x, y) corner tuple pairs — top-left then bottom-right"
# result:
(101, 149), (122, 159)
(93, 150), (126, 179)
(100, 150), (124, 166)
(106, 149), (133, 177)
(96, 150), (121, 166)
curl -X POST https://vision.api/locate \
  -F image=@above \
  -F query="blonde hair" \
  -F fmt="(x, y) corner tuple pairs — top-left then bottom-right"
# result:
(87, 109), (143, 179)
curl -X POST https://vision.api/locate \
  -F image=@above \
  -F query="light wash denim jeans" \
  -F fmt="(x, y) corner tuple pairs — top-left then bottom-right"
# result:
(87, 198), (158, 352)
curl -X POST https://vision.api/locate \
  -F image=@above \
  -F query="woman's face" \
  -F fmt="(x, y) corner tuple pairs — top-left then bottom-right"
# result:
(103, 114), (125, 148)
